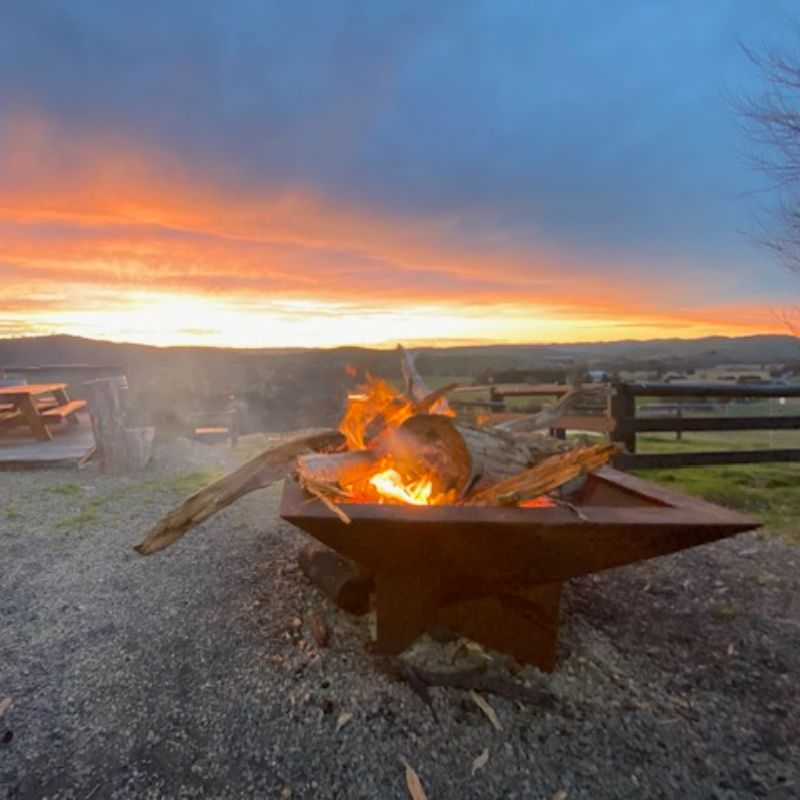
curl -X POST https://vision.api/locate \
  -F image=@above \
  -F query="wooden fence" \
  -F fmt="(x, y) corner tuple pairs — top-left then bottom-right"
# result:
(610, 382), (800, 469)
(453, 380), (800, 469)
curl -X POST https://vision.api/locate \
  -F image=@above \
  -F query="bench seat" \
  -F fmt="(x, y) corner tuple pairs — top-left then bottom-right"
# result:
(41, 399), (87, 424)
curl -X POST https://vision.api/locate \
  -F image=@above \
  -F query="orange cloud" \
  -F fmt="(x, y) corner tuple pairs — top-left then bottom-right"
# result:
(0, 110), (790, 347)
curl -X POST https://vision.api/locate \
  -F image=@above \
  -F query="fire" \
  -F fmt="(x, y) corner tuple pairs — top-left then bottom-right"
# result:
(518, 495), (556, 508)
(337, 374), (456, 505)
(369, 469), (434, 505)
(339, 375), (416, 451)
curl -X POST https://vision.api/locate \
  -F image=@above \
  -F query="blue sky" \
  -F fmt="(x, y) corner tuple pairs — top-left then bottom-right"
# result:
(1, 1), (797, 345)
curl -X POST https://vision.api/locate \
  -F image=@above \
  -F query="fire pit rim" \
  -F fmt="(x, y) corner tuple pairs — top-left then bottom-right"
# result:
(281, 466), (758, 530)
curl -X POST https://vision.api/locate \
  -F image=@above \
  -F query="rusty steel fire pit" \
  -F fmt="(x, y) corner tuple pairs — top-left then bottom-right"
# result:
(281, 466), (758, 671)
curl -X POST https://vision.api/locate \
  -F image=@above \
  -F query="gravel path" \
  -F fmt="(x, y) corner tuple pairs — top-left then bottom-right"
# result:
(2, 439), (799, 799)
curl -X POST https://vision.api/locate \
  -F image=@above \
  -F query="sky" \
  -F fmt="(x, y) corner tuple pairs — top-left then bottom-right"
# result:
(1, 0), (799, 348)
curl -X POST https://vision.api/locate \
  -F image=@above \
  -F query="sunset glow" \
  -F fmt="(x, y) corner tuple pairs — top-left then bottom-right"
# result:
(1, 4), (796, 348)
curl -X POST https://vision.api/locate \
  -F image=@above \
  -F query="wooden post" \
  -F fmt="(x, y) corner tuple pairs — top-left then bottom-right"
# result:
(84, 378), (154, 474)
(610, 383), (636, 461)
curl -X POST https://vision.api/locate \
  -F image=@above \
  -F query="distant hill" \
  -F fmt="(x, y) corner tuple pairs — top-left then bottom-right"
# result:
(1, 333), (798, 371)
(1, 334), (797, 431)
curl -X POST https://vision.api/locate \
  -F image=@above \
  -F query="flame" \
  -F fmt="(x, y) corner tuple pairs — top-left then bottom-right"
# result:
(339, 375), (416, 451)
(337, 375), (456, 505)
(369, 469), (434, 505)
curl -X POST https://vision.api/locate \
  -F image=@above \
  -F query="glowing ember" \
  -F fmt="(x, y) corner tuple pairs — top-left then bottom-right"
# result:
(518, 495), (557, 508)
(369, 469), (434, 505)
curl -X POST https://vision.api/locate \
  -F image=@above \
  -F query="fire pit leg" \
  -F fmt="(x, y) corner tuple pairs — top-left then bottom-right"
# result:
(373, 573), (437, 655)
(439, 581), (563, 672)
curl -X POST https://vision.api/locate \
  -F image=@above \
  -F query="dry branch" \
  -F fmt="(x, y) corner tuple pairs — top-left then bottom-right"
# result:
(492, 385), (609, 433)
(135, 429), (344, 555)
(466, 443), (620, 506)
(398, 345), (439, 405)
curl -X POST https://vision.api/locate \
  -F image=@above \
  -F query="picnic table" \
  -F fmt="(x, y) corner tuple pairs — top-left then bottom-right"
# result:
(0, 383), (86, 441)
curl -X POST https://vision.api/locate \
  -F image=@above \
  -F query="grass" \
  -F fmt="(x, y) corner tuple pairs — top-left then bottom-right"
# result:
(44, 481), (83, 496)
(48, 470), (223, 535)
(632, 433), (800, 541)
(57, 502), (101, 532)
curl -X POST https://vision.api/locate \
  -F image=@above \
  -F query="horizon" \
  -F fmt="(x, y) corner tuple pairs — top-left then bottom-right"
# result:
(1, 329), (796, 356)
(2, 2), (798, 347)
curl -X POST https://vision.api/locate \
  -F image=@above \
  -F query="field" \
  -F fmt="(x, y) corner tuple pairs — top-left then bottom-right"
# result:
(632, 432), (800, 541)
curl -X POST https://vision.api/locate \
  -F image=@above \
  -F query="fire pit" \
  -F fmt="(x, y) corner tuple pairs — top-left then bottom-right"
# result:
(136, 344), (760, 672)
(281, 466), (757, 671)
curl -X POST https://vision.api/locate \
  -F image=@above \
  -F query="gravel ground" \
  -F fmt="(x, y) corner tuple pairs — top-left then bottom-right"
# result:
(1, 438), (799, 799)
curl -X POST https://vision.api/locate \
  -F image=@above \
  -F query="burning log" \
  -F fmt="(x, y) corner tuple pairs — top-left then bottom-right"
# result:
(466, 442), (620, 506)
(135, 429), (344, 555)
(397, 344), (569, 484)
(137, 345), (613, 555)
(297, 413), (472, 505)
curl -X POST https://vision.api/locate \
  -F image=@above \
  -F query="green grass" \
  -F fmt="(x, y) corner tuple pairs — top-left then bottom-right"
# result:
(632, 434), (800, 541)
(48, 470), (222, 534)
(57, 502), (101, 532)
(560, 429), (800, 542)
(44, 481), (83, 496)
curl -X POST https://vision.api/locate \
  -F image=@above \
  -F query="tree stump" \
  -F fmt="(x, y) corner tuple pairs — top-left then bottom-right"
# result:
(84, 378), (154, 473)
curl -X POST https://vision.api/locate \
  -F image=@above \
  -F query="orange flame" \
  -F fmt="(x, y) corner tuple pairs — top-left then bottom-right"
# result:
(339, 375), (416, 451)
(518, 496), (557, 508)
(337, 376), (455, 505)
(369, 469), (434, 505)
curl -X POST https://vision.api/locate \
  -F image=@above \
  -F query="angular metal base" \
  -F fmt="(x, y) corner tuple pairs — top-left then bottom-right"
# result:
(282, 467), (758, 671)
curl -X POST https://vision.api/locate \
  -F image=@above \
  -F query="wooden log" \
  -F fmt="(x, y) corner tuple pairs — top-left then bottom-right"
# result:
(454, 422), (539, 485)
(396, 345), (572, 484)
(299, 414), (473, 499)
(298, 542), (374, 615)
(467, 443), (620, 506)
(296, 450), (378, 485)
(135, 429), (344, 555)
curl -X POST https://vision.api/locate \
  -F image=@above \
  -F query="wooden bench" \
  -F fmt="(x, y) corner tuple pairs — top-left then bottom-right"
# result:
(0, 407), (20, 425)
(40, 399), (87, 425)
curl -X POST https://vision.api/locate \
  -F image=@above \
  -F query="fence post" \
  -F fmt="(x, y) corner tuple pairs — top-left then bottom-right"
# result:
(610, 382), (636, 460)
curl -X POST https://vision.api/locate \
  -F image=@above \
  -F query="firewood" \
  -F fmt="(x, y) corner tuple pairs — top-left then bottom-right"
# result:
(412, 382), (459, 415)
(299, 414), (473, 501)
(296, 450), (378, 486)
(135, 429), (344, 555)
(389, 414), (472, 496)
(454, 422), (537, 485)
(399, 345), (447, 409)
(296, 466), (353, 524)
(466, 443), (620, 506)
(397, 344), (568, 484)
(299, 543), (374, 615)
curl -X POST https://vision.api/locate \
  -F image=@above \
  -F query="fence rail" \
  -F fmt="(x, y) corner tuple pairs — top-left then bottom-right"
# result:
(459, 379), (800, 469)
(610, 381), (800, 469)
